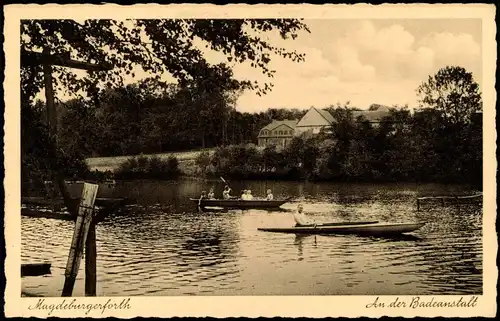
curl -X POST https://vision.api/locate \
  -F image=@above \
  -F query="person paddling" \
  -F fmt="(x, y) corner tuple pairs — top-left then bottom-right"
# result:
(266, 189), (274, 201)
(222, 185), (232, 200)
(293, 204), (316, 227)
(198, 190), (207, 207)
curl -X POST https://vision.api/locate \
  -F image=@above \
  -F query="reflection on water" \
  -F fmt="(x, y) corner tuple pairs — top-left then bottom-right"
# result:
(22, 180), (482, 296)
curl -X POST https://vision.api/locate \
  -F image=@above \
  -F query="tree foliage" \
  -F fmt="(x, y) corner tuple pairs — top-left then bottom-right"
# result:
(21, 19), (310, 193)
(202, 104), (482, 187)
(417, 66), (482, 124)
(21, 19), (310, 102)
(51, 79), (309, 158)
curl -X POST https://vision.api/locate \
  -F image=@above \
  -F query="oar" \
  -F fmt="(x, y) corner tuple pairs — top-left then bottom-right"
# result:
(220, 176), (229, 188)
(221, 177), (239, 199)
(220, 176), (232, 195)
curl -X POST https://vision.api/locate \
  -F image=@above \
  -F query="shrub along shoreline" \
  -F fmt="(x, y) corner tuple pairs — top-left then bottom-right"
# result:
(21, 106), (482, 194)
(113, 155), (181, 180)
(192, 110), (481, 188)
(90, 107), (482, 189)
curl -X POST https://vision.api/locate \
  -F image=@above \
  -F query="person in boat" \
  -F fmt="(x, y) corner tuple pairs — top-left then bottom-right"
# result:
(246, 190), (254, 200)
(222, 185), (232, 200)
(198, 191), (207, 207)
(266, 189), (274, 201)
(241, 190), (248, 200)
(293, 204), (316, 227)
(208, 188), (215, 199)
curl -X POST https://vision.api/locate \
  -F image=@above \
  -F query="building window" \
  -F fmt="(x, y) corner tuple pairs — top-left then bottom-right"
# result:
(279, 131), (283, 135)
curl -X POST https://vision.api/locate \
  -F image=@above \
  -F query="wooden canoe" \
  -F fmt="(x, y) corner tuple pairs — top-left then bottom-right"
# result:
(191, 198), (290, 209)
(258, 222), (426, 235)
(301, 220), (379, 227)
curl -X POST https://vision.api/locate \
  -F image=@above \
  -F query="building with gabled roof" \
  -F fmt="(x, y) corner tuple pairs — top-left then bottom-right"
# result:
(295, 107), (335, 136)
(257, 119), (298, 148)
(351, 104), (392, 126)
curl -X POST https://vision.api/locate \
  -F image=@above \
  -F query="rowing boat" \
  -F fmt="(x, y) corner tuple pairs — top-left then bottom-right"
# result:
(190, 198), (290, 209)
(257, 222), (425, 235)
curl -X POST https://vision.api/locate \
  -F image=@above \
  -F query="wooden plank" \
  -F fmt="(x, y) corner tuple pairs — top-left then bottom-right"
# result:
(417, 193), (482, 201)
(61, 183), (99, 297)
(416, 193), (482, 210)
(22, 50), (113, 71)
(21, 263), (51, 277)
(22, 196), (132, 207)
(21, 208), (75, 221)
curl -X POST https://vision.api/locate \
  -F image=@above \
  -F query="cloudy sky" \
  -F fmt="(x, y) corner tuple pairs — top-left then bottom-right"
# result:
(228, 19), (482, 112)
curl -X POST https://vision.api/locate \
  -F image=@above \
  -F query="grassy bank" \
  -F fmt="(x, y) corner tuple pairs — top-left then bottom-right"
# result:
(85, 148), (215, 172)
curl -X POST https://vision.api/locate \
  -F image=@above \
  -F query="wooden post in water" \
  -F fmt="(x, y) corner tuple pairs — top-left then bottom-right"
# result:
(85, 222), (97, 296)
(62, 183), (99, 297)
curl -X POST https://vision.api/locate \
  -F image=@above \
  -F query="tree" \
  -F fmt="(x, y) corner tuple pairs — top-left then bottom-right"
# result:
(21, 19), (310, 103)
(416, 66), (482, 125)
(21, 19), (309, 195)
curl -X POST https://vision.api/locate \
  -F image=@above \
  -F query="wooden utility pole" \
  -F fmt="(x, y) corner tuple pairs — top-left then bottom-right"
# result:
(21, 49), (112, 217)
(42, 49), (57, 141)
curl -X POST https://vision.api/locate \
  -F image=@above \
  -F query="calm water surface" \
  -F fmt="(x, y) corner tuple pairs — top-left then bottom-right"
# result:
(21, 180), (483, 296)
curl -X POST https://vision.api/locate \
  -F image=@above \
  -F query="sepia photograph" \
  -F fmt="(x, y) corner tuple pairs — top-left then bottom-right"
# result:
(3, 3), (497, 318)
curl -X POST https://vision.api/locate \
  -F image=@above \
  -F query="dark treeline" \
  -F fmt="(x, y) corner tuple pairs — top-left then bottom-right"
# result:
(51, 79), (307, 157)
(22, 65), (483, 191)
(199, 107), (482, 187)
(21, 79), (306, 192)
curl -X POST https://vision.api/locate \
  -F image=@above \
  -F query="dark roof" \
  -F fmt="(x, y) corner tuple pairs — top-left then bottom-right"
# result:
(352, 105), (391, 123)
(316, 108), (335, 124)
(260, 119), (298, 131)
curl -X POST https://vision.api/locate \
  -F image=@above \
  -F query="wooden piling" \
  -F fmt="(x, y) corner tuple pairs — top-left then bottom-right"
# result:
(62, 183), (99, 297)
(85, 222), (97, 296)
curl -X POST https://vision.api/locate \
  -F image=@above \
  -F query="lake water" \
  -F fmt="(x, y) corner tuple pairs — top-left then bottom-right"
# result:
(21, 180), (483, 296)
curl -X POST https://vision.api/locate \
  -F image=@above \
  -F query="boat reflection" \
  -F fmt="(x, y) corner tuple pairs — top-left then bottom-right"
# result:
(292, 232), (423, 242)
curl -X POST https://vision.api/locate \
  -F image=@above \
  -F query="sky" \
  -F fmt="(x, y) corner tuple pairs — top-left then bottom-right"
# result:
(43, 18), (482, 113)
(227, 19), (482, 112)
